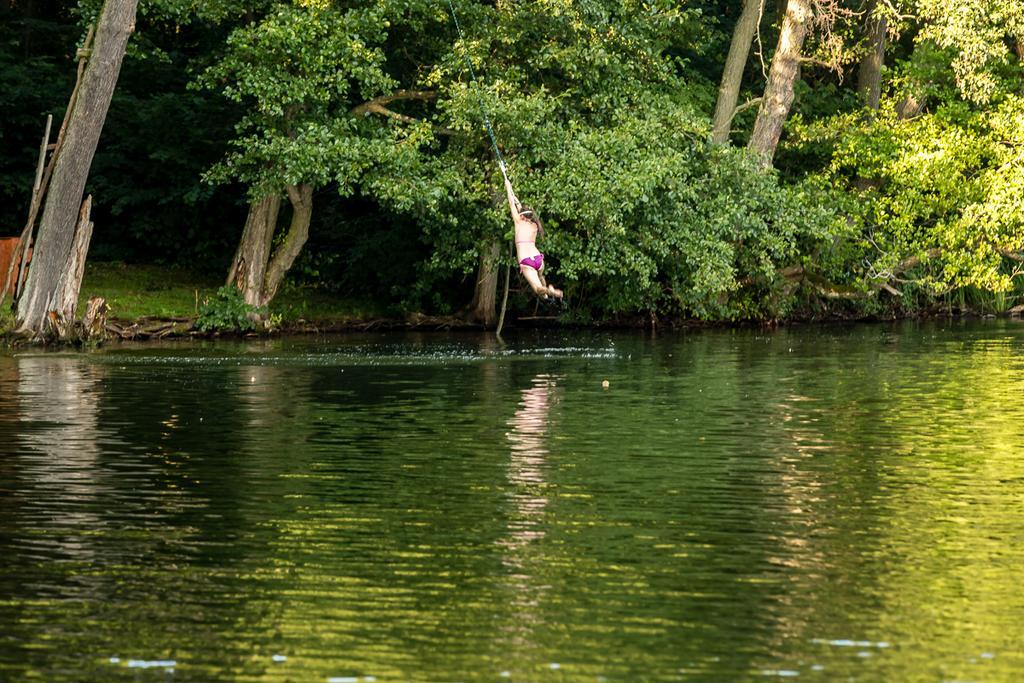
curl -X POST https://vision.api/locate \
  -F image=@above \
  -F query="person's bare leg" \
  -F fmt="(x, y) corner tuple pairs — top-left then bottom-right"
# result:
(538, 270), (563, 299)
(521, 267), (562, 299)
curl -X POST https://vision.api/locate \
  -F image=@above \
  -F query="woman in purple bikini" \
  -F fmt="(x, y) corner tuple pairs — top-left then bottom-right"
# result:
(503, 175), (563, 300)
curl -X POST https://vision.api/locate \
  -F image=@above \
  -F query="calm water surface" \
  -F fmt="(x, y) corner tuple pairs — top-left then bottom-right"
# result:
(2, 321), (1024, 681)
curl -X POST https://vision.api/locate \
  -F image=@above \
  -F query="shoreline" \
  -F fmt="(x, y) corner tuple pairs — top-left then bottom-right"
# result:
(6, 308), (1021, 349)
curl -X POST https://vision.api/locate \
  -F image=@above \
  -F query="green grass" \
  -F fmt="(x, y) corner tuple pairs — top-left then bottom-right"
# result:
(79, 262), (219, 320)
(79, 261), (381, 323)
(271, 282), (382, 322)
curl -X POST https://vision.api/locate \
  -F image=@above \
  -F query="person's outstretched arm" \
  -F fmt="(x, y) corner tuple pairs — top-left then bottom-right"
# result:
(504, 176), (522, 222)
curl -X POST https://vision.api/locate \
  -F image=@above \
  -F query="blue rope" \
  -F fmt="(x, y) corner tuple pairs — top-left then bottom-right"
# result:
(443, 0), (510, 182)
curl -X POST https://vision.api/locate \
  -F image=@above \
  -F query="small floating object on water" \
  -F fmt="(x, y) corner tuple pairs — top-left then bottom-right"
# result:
(251, 376), (256, 382)
(127, 659), (176, 669)
(499, 672), (511, 678)
(601, 379), (610, 389)
(108, 657), (120, 664)
(812, 638), (889, 649)
(272, 654), (287, 662)
(549, 662), (561, 670)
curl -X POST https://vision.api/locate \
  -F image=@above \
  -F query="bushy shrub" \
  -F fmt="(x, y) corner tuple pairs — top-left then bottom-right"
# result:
(196, 286), (265, 332)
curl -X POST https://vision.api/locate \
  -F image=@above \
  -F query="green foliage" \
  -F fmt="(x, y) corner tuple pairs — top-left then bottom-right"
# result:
(196, 0), (438, 196)
(914, 0), (1024, 104)
(196, 285), (265, 331)
(530, 100), (838, 318)
(791, 91), (1024, 298)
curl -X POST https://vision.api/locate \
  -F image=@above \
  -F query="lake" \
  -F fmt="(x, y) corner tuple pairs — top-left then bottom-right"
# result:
(2, 321), (1023, 681)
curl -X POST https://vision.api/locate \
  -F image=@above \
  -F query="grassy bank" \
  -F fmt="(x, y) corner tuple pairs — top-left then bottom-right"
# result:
(78, 262), (381, 324)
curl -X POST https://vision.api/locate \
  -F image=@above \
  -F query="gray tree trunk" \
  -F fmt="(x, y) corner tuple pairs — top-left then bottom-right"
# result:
(16, 0), (138, 334)
(262, 184), (313, 305)
(54, 196), (94, 321)
(712, 0), (763, 144)
(227, 184), (313, 310)
(44, 195), (94, 340)
(468, 239), (501, 326)
(227, 194), (281, 308)
(857, 3), (887, 110)
(747, 0), (812, 167)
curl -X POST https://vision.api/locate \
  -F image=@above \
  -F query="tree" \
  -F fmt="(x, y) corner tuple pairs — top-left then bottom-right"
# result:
(747, 0), (813, 166)
(712, 0), (763, 143)
(856, 0), (887, 110)
(17, 0), (139, 336)
(914, 0), (1024, 104)
(405, 0), (711, 320)
(201, 1), (443, 312)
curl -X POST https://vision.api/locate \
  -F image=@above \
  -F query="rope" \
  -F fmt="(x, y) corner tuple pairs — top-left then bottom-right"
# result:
(443, 0), (509, 183)
(495, 254), (512, 339)
(444, 0), (517, 334)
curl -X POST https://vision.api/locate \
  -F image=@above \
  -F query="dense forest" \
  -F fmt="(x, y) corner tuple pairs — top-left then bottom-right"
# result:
(2, 0), (1022, 335)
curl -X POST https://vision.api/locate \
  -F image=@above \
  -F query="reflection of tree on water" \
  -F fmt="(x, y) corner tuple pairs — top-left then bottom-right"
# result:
(499, 374), (560, 647)
(9, 358), (107, 560)
(0, 358), (111, 673)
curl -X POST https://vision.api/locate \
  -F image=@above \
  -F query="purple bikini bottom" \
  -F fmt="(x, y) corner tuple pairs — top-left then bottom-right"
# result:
(519, 253), (544, 271)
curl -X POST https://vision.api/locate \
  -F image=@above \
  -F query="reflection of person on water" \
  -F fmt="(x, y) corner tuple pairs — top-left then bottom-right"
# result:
(503, 375), (560, 551)
(503, 175), (563, 301)
(506, 374), (557, 475)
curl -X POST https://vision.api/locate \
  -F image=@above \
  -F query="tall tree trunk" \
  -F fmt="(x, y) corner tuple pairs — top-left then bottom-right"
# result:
(227, 194), (281, 308)
(857, 2), (887, 110)
(262, 184), (313, 306)
(16, 0), (138, 334)
(712, 0), (763, 144)
(747, 0), (812, 167)
(468, 239), (501, 326)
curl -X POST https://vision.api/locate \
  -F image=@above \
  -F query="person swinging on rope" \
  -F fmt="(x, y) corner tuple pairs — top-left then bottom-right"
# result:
(503, 170), (563, 300)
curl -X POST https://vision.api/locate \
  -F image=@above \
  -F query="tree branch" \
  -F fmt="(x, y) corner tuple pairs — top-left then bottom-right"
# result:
(351, 89), (436, 115)
(728, 97), (763, 127)
(799, 55), (838, 70)
(351, 89), (455, 134)
(1000, 249), (1024, 262)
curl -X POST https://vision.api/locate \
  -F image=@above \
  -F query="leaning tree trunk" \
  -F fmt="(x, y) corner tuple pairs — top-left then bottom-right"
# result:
(857, 1), (887, 110)
(712, 0), (763, 144)
(262, 184), (313, 305)
(226, 184), (313, 311)
(467, 239), (502, 326)
(16, 0), (138, 334)
(747, 0), (812, 167)
(227, 194), (281, 308)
